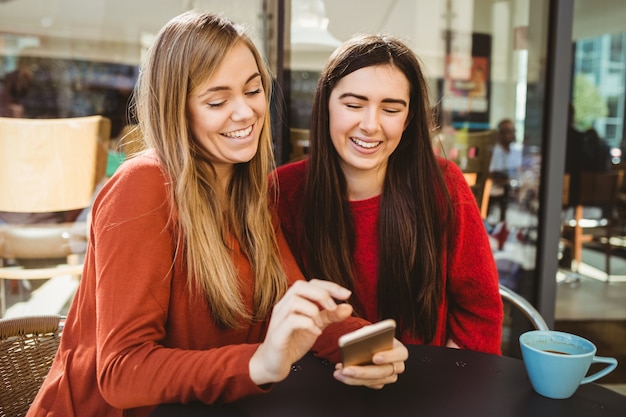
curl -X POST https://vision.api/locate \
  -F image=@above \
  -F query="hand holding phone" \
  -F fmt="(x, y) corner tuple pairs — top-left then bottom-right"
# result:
(338, 319), (396, 367)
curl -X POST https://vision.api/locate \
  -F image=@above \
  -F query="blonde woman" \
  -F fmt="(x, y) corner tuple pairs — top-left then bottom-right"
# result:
(28, 12), (407, 417)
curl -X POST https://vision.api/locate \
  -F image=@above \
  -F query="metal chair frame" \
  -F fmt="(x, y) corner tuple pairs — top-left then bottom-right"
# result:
(499, 284), (548, 331)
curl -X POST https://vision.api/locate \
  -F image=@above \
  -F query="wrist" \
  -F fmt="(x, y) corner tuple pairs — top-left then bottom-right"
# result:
(249, 343), (287, 386)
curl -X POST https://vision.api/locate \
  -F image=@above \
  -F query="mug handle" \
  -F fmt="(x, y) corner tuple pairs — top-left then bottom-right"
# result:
(581, 356), (618, 384)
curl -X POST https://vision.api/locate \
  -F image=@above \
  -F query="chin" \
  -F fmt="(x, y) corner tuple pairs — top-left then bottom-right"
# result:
(235, 148), (260, 164)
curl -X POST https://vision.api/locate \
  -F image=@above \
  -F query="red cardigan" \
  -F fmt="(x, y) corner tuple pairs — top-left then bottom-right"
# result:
(27, 151), (367, 417)
(271, 158), (503, 354)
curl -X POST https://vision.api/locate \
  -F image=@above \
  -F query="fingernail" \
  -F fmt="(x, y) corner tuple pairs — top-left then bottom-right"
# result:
(342, 368), (356, 377)
(338, 287), (351, 297)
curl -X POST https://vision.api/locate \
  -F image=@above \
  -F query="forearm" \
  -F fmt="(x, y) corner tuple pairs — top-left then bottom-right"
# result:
(99, 342), (267, 407)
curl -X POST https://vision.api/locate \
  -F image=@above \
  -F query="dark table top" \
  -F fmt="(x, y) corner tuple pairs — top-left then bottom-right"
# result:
(149, 344), (625, 417)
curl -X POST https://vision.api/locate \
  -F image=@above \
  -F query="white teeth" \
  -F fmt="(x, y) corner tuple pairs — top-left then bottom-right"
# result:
(351, 137), (380, 149)
(223, 126), (252, 138)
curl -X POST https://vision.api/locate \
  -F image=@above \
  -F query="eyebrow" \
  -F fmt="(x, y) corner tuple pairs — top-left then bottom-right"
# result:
(338, 92), (407, 107)
(198, 73), (262, 96)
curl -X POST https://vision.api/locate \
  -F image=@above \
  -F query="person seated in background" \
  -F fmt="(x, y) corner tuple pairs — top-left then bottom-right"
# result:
(27, 12), (407, 417)
(564, 104), (612, 206)
(560, 107), (613, 269)
(271, 34), (503, 355)
(488, 118), (522, 222)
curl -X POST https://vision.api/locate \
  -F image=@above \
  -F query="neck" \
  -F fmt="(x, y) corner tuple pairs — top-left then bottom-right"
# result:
(214, 164), (234, 191)
(341, 164), (386, 201)
(211, 164), (234, 210)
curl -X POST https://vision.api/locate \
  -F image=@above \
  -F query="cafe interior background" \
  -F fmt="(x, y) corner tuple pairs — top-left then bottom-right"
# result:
(1, 0), (625, 392)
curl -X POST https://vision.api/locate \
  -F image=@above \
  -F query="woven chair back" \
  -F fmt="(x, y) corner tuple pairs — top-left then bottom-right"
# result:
(0, 315), (63, 417)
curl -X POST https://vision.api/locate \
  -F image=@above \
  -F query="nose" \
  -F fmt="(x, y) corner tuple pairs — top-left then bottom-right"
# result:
(231, 96), (255, 121)
(359, 107), (380, 134)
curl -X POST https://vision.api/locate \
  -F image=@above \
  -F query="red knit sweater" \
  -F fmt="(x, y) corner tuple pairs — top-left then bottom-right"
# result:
(272, 158), (503, 354)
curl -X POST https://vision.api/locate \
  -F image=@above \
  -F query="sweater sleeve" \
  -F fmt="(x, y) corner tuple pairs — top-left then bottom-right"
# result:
(442, 161), (504, 354)
(93, 156), (269, 408)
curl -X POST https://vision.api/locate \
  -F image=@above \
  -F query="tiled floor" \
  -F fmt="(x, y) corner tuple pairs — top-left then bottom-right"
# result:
(556, 271), (626, 321)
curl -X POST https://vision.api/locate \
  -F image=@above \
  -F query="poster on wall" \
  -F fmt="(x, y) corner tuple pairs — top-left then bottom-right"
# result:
(443, 55), (488, 113)
(440, 33), (492, 131)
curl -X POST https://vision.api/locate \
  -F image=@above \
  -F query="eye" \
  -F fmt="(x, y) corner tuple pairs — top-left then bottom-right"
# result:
(383, 108), (402, 114)
(208, 100), (226, 108)
(246, 88), (263, 96)
(346, 103), (362, 109)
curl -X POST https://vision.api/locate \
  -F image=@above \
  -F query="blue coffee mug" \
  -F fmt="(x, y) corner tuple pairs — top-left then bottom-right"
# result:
(519, 330), (618, 399)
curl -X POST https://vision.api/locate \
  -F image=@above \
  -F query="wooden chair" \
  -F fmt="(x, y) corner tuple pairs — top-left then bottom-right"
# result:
(289, 128), (310, 162)
(0, 314), (64, 417)
(457, 130), (496, 216)
(560, 170), (624, 281)
(609, 174), (626, 255)
(0, 116), (110, 316)
(463, 173), (491, 219)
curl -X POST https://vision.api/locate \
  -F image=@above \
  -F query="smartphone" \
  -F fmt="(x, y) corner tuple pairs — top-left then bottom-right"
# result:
(338, 319), (396, 367)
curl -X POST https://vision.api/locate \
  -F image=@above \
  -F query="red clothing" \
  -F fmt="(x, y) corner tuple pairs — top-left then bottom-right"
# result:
(272, 158), (503, 354)
(28, 151), (367, 417)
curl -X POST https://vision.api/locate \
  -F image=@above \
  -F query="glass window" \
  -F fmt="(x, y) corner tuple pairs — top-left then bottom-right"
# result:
(0, 0), (267, 138)
(573, 31), (625, 146)
(607, 95), (619, 118)
(610, 33), (624, 62)
(555, 3), (626, 384)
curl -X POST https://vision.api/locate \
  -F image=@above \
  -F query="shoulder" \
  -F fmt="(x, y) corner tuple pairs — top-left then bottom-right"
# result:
(94, 150), (170, 219)
(271, 159), (309, 198)
(115, 149), (164, 175)
(270, 159), (309, 239)
(274, 159), (308, 185)
(106, 150), (167, 195)
(437, 157), (465, 185)
(436, 157), (476, 203)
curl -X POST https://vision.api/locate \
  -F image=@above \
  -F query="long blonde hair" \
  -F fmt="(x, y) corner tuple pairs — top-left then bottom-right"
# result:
(134, 11), (287, 328)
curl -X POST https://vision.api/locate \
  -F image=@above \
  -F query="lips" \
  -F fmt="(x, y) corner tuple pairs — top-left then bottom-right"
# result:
(222, 125), (253, 139)
(351, 137), (381, 149)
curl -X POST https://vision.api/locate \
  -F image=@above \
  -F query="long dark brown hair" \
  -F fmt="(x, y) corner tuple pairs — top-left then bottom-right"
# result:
(302, 34), (454, 342)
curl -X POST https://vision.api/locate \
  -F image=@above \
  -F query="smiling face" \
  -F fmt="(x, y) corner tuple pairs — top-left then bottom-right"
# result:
(187, 41), (267, 179)
(328, 64), (410, 188)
